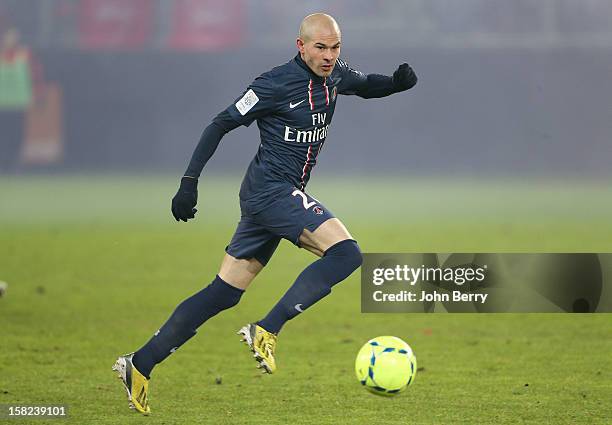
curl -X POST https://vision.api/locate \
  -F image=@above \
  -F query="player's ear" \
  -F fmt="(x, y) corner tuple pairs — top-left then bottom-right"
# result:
(296, 38), (305, 54)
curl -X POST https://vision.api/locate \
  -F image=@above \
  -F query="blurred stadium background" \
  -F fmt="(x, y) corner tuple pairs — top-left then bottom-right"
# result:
(0, 0), (611, 176)
(1, 2), (612, 423)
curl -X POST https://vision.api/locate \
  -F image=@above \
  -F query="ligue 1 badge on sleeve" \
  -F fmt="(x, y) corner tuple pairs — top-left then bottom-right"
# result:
(236, 89), (259, 116)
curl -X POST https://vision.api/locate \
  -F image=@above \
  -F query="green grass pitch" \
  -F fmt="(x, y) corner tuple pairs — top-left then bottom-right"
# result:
(1, 175), (611, 424)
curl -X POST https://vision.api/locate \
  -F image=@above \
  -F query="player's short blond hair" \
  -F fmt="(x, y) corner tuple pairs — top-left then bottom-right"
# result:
(299, 13), (341, 42)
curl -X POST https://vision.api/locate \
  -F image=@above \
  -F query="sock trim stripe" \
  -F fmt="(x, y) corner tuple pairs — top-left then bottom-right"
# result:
(323, 238), (358, 256)
(216, 275), (245, 293)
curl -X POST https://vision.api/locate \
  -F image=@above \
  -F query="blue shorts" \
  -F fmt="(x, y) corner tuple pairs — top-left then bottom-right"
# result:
(226, 185), (335, 266)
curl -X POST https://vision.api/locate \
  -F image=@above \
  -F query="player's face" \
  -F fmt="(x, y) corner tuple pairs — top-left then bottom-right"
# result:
(298, 32), (341, 78)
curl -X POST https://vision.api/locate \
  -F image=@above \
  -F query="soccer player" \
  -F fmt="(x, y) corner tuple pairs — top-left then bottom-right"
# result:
(113, 13), (417, 414)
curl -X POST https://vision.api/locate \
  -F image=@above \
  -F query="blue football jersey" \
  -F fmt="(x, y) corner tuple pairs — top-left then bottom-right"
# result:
(225, 54), (368, 212)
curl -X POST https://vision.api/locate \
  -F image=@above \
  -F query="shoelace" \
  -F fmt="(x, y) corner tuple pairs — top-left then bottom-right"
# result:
(262, 334), (277, 357)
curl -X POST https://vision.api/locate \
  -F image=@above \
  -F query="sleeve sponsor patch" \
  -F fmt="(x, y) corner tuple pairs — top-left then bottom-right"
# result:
(235, 89), (259, 116)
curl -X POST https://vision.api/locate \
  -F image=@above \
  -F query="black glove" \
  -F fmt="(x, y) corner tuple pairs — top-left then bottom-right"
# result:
(171, 177), (198, 222)
(392, 63), (417, 91)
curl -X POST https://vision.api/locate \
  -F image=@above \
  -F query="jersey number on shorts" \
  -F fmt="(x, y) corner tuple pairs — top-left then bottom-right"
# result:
(292, 189), (317, 209)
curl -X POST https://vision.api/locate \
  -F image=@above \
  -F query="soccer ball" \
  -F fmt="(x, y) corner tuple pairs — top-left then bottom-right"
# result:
(355, 336), (417, 395)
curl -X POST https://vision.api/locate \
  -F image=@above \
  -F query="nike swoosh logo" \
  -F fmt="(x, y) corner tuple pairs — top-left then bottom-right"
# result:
(289, 99), (306, 109)
(295, 304), (304, 313)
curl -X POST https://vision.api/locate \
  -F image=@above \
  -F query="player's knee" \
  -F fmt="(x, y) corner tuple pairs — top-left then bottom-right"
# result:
(346, 240), (363, 271)
(210, 278), (244, 311)
(325, 239), (363, 272)
(169, 278), (244, 330)
(212, 290), (243, 311)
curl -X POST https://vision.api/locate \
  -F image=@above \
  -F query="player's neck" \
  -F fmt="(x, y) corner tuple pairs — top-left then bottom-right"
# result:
(294, 53), (325, 82)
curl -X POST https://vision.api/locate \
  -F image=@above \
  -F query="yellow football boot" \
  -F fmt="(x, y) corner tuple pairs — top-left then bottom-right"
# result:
(238, 323), (278, 373)
(112, 353), (151, 415)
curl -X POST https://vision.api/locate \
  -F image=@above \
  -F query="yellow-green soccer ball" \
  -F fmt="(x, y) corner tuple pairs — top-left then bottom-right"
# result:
(355, 336), (417, 395)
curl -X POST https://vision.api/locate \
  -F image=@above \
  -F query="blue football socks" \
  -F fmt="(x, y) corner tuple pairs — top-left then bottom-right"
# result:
(132, 275), (244, 378)
(258, 239), (362, 334)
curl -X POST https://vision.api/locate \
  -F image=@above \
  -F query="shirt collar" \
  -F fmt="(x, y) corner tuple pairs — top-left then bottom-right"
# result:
(293, 53), (325, 83)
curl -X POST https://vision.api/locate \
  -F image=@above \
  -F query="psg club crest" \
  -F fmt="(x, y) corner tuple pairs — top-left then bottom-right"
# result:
(313, 206), (324, 215)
